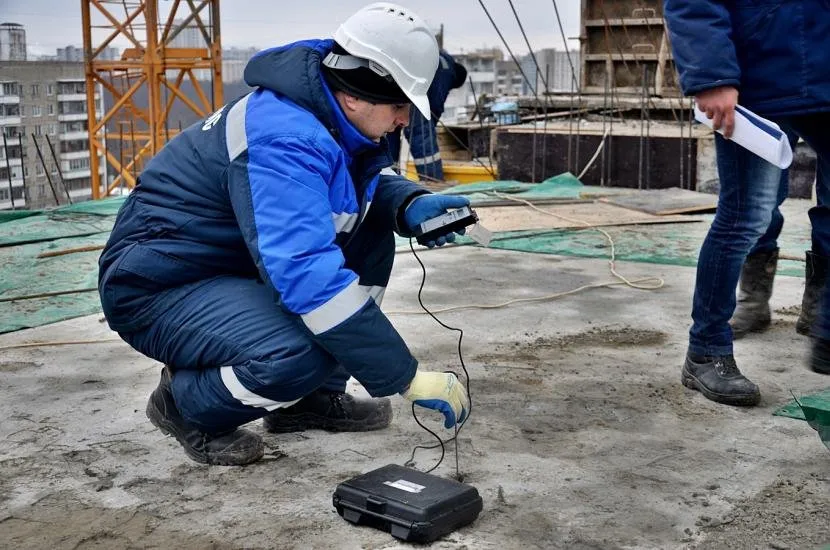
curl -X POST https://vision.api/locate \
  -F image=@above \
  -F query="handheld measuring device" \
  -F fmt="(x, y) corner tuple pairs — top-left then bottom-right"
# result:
(413, 205), (480, 246)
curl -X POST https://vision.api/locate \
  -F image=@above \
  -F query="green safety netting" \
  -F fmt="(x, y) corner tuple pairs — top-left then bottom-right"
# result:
(442, 172), (586, 202)
(0, 177), (810, 334)
(774, 388), (830, 451)
(0, 198), (126, 333)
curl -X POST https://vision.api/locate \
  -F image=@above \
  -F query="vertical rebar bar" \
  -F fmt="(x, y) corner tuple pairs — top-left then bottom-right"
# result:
(541, 63), (550, 182)
(31, 133), (60, 206)
(45, 134), (72, 204)
(2, 134), (15, 209)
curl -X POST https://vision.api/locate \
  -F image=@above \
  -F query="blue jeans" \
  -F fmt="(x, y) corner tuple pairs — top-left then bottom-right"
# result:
(750, 131), (799, 254)
(689, 134), (782, 356)
(120, 225), (396, 433)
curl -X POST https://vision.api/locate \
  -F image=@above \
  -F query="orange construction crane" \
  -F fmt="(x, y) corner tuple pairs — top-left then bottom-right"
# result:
(81, 0), (223, 199)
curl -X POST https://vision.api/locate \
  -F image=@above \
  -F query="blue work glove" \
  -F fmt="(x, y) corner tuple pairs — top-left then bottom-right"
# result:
(401, 371), (469, 428)
(403, 194), (471, 248)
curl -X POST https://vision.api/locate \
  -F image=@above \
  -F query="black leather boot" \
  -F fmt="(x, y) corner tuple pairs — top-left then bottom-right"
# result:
(682, 353), (761, 406)
(146, 367), (264, 465)
(809, 337), (830, 374)
(262, 389), (392, 433)
(731, 248), (778, 338)
(796, 251), (829, 336)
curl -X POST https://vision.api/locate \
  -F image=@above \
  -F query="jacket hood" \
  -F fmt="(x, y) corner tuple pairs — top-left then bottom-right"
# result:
(244, 39), (339, 133)
(244, 38), (382, 158)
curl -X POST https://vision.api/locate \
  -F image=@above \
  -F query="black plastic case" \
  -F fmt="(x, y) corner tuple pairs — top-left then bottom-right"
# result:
(332, 464), (483, 543)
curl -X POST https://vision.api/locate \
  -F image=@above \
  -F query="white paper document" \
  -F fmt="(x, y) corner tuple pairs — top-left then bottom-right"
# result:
(694, 104), (793, 169)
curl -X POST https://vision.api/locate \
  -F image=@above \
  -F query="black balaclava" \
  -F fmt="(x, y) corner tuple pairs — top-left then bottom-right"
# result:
(322, 43), (410, 105)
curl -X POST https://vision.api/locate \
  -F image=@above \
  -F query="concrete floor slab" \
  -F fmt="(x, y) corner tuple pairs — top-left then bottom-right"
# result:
(1, 242), (828, 549)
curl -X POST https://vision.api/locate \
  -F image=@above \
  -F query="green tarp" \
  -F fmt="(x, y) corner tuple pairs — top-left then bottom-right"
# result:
(774, 388), (830, 451)
(0, 197), (126, 333)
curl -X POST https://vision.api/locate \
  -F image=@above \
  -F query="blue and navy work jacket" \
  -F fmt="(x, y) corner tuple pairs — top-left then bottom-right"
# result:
(664, 0), (830, 117)
(99, 39), (427, 397)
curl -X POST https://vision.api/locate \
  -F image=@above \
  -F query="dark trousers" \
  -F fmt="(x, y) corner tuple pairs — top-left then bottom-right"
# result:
(121, 226), (396, 434)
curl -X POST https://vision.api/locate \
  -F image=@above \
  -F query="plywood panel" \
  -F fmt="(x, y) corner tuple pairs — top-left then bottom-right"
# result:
(474, 201), (696, 232)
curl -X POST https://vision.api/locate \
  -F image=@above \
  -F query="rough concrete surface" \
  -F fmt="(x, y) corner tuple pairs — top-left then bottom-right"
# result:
(1, 244), (829, 549)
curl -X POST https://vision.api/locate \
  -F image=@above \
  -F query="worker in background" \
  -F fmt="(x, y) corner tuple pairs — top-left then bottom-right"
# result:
(731, 147), (826, 341)
(98, 3), (470, 466)
(387, 49), (467, 181)
(664, 0), (830, 406)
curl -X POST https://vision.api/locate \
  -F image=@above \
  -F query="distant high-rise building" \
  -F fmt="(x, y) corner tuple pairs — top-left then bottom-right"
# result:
(221, 47), (258, 83)
(168, 19), (212, 80)
(444, 48), (503, 122)
(0, 60), (107, 210)
(0, 22), (27, 61)
(168, 20), (204, 49)
(521, 49), (580, 95)
(55, 45), (121, 62)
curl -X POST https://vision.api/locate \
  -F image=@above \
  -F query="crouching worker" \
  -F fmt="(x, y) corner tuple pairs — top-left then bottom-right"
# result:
(98, 3), (470, 466)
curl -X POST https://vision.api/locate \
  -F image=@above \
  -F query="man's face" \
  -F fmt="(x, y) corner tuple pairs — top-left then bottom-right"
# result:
(342, 96), (411, 142)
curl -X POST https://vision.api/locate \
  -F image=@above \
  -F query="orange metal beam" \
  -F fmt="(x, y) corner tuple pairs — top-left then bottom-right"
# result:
(83, 0), (223, 199)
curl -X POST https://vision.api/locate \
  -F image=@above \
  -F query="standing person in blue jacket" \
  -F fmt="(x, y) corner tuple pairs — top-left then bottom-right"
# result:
(387, 49), (467, 180)
(98, 3), (470, 466)
(665, 0), (830, 407)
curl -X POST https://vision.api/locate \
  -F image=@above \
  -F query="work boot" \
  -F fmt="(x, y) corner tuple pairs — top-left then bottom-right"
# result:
(796, 251), (829, 336)
(146, 367), (264, 466)
(731, 248), (778, 339)
(682, 353), (761, 406)
(809, 337), (830, 374)
(262, 389), (392, 433)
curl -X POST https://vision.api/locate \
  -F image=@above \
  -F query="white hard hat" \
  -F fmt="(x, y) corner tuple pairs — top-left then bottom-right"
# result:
(323, 3), (439, 119)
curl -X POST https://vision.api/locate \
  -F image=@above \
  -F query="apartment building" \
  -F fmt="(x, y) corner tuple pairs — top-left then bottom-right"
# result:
(0, 61), (106, 210)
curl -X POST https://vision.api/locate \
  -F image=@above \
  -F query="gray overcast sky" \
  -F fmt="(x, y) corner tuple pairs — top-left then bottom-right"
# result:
(0, 0), (580, 57)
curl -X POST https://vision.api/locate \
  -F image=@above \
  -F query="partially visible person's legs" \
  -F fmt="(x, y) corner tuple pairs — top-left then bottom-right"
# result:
(684, 134), (782, 405)
(387, 127), (402, 172)
(731, 131), (798, 338)
(781, 112), (830, 373)
(405, 112), (444, 181)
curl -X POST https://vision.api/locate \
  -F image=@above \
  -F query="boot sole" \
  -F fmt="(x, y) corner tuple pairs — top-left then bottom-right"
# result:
(681, 368), (761, 407)
(264, 408), (392, 434)
(146, 393), (264, 466)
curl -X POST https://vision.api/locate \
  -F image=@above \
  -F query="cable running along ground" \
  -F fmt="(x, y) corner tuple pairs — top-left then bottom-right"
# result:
(404, 238), (472, 479)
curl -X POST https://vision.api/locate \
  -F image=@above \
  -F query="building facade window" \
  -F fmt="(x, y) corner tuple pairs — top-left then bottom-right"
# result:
(66, 177), (91, 191)
(60, 139), (89, 153)
(58, 82), (86, 95)
(32, 105), (42, 117)
(31, 84), (40, 97)
(0, 187), (23, 201)
(47, 104), (55, 115)
(1, 82), (19, 96)
(47, 84), (55, 96)
(60, 120), (88, 133)
(0, 104), (20, 117)
(36, 164), (44, 176)
(59, 101), (87, 115)
(1, 126), (23, 138)
(34, 125), (42, 136)
(69, 157), (90, 170)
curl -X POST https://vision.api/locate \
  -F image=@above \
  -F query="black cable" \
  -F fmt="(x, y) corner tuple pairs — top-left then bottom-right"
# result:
(404, 238), (472, 476)
(475, 0), (537, 99)
(507, 0), (548, 93)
